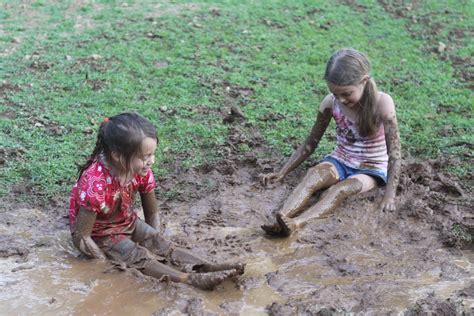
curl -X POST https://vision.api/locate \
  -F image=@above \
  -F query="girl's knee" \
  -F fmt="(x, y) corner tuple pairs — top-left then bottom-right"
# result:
(328, 177), (363, 196)
(307, 163), (338, 180)
(348, 174), (377, 193)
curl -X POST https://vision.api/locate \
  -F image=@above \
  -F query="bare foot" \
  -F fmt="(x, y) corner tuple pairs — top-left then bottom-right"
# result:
(276, 213), (297, 237)
(188, 269), (237, 290)
(196, 262), (246, 275)
(261, 222), (285, 236)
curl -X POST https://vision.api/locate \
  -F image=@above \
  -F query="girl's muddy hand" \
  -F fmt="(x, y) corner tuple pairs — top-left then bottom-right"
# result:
(83, 237), (106, 260)
(380, 197), (396, 212)
(260, 172), (284, 186)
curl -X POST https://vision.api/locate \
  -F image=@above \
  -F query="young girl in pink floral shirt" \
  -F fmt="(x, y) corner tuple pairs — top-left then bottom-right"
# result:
(70, 112), (244, 290)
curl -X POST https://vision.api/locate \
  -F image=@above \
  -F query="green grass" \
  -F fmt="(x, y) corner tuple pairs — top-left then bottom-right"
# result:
(0, 0), (472, 199)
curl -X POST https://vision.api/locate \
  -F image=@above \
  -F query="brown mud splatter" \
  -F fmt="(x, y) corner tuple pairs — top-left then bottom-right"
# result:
(1, 118), (473, 313)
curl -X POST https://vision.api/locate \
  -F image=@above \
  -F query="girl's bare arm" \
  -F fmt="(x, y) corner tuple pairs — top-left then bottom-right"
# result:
(72, 207), (106, 259)
(140, 191), (160, 230)
(379, 93), (402, 211)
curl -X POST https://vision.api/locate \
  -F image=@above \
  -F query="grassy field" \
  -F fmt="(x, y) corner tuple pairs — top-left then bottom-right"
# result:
(0, 0), (472, 200)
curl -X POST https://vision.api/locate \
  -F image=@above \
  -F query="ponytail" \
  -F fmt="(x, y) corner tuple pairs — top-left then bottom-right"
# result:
(77, 121), (108, 179)
(358, 78), (379, 137)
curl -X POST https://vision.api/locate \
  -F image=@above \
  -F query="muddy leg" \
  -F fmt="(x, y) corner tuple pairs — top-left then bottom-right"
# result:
(278, 176), (370, 236)
(132, 220), (245, 274)
(104, 238), (187, 283)
(187, 269), (238, 290)
(142, 260), (238, 290)
(262, 162), (339, 236)
(167, 247), (245, 275)
(105, 237), (237, 290)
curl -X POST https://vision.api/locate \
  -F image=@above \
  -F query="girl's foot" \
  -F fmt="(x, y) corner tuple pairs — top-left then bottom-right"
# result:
(261, 222), (284, 236)
(196, 262), (246, 275)
(276, 213), (297, 237)
(188, 269), (238, 290)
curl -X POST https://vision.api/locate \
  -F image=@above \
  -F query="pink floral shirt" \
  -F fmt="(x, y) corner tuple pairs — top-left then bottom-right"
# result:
(69, 159), (156, 242)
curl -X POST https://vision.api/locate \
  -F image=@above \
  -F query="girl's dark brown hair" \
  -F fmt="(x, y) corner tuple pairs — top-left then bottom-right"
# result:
(324, 48), (379, 137)
(78, 112), (158, 179)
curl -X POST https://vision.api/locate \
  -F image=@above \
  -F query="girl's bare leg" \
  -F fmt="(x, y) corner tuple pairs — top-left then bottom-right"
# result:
(262, 162), (339, 235)
(278, 174), (377, 236)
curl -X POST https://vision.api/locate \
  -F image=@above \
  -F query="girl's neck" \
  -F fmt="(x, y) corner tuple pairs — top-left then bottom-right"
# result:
(99, 154), (132, 185)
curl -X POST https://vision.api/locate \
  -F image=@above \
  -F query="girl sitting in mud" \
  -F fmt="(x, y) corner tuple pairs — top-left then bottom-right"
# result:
(69, 112), (244, 290)
(261, 48), (401, 237)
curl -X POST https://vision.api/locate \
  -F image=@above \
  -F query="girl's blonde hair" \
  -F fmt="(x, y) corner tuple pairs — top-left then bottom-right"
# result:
(324, 48), (379, 137)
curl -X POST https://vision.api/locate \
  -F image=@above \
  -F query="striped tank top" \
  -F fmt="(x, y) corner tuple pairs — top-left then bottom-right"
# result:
(329, 97), (388, 173)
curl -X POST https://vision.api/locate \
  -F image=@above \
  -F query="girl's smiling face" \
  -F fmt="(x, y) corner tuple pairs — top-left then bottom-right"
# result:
(131, 137), (157, 176)
(327, 78), (367, 108)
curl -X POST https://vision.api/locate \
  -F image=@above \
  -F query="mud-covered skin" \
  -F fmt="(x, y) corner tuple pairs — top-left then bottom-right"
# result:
(380, 115), (401, 212)
(278, 163), (339, 218)
(140, 259), (239, 289)
(188, 269), (238, 290)
(71, 207), (106, 259)
(261, 163), (339, 236)
(260, 108), (333, 236)
(140, 191), (161, 230)
(277, 177), (363, 236)
(260, 108), (332, 184)
(194, 262), (246, 275)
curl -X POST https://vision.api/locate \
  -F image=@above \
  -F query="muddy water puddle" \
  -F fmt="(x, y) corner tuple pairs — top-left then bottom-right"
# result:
(1, 159), (473, 314)
(1, 225), (471, 315)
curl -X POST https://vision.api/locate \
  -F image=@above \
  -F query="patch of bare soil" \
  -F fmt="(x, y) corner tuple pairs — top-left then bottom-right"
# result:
(1, 115), (472, 313)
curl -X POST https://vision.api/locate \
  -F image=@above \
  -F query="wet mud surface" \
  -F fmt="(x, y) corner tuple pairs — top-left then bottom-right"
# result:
(1, 125), (473, 314)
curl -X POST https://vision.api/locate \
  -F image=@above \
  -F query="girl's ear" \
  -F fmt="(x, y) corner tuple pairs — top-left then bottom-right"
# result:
(111, 151), (121, 163)
(361, 75), (370, 84)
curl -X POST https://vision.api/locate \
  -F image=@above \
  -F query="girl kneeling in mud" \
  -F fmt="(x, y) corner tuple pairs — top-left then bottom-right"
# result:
(70, 112), (245, 290)
(261, 48), (401, 237)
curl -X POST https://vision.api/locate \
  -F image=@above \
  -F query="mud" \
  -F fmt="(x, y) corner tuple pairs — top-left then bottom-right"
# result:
(1, 122), (473, 314)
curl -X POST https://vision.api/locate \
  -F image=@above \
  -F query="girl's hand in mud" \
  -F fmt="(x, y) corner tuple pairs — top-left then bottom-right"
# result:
(260, 172), (285, 186)
(147, 214), (161, 231)
(380, 196), (396, 212)
(82, 237), (106, 260)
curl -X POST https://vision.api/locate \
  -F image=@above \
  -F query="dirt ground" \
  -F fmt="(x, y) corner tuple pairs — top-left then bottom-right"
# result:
(0, 121), (472, 314)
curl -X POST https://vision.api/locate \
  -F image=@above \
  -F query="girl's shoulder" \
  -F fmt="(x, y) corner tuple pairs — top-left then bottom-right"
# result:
(376, 91), (396, 119)
(79, 159), (110, 182)
(319, 93), (334, 112)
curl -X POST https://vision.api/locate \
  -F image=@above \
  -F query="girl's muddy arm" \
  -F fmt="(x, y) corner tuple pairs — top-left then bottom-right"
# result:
(380, 96), (402, 211)
(280, 108), (332, 176)
(72, 207), (106, 259)
(262, 107), (332, 185)
(140, 191), (160, 230)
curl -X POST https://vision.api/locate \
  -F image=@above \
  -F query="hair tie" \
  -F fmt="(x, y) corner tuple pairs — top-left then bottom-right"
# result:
(103, 117), (109, 123)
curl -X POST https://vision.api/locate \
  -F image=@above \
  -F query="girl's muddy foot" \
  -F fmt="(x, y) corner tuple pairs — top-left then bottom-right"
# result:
(276, 213), (296, 237)
(196, 262), (246, 275)
(188, 269), (238, 290)
(261, 222), (284, 236)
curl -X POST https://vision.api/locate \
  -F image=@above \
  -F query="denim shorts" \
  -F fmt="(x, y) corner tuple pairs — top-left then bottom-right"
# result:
(321, 156), (387, 184)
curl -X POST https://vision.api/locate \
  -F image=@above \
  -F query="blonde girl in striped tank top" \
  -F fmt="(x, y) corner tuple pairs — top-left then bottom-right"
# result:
(261, 48), (402, 237)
